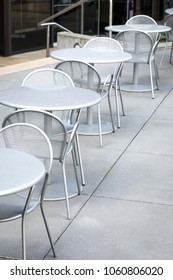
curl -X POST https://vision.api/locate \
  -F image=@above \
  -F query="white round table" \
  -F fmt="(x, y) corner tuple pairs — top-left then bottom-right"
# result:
(105, 24), (171, 34)
(165, 8), (173, 15)
(0, 86), (100, 111)
(0, 85), (101, 133)
(50, 47), (131, 64)
(0, 148), (45, 196)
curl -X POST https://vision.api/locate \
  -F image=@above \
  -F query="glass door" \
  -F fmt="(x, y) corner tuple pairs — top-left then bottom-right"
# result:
(11, 0), (51, 54)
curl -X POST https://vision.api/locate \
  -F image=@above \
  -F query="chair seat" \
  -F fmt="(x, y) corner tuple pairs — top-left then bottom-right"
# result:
(128, 53), (155, 63)
(0, 194), (39, 221)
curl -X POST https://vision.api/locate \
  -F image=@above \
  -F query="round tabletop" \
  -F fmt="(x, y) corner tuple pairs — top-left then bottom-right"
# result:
(50, 47), (131, 63)
(105, 24), (171, 33)
(0, 86), (101, 111)
(0, 148), (45, 196)
(165, 8), (173, 15)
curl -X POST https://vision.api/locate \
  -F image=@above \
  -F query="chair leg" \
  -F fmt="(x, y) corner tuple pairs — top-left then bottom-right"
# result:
(21, 214), (27, 260)
(107, 91), (116, 132)
(72, 149), (82, 195)
(74, 133), (85, 186)
(118, 80), (125, 116)
(153, 59), (159, 90)
(21, 187), (34, 260)
(170, 42), (173, 64)
(114, 81), (121, 128)
(149, 63), (154, 99)
(40, 203), (57, 258)
(62, 161), (71, 220)
(97, 104), (103, 147)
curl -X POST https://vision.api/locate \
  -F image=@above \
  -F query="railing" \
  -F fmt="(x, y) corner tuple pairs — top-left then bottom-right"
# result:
(38, 0), (131, 57)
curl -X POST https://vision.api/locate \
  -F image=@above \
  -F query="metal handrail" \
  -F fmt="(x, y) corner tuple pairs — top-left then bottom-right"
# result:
(38, 0), (122, 56)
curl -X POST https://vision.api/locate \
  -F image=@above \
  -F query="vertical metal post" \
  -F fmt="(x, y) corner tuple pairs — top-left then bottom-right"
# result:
(97, 0), (100, 35)
(81, 4), (84, 34)
(46, 25), (50, 57)
(109, 0), (113, 37)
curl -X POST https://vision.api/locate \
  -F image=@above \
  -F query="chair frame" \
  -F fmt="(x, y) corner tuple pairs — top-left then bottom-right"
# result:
(84, 37), (125, 128)
(0, 123), (56, 259)
(56, 59), (115, 147)
(2, 109), (82, 220)
(21, 68), (85, 188)
(115, 30), (159, 99)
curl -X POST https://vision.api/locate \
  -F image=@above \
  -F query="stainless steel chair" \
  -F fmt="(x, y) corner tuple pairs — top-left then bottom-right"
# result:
(2, 109), (82, 220)
(0, 123), (56, 260)
(56, 60), (114, 147)
(83, 37), (125, 128)
(164, 14), (173, 64)
(115, 30), (159, 99)
(22, 68), (85, 191)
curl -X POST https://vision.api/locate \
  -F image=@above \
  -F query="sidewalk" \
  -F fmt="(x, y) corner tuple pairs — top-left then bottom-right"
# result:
(0, 47), (173, 260)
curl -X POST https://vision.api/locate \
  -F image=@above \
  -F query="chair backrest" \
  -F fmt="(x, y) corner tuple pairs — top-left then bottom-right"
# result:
(22, 68), (75, 88)
(0, 122), (53, 173)
(2, 109), (68, 162)
(55, 60), (101, 93)
(0, 123), (53, 202)
(126, 15), (158, 43)
(84, 37), (123, 51)
(22, 68), (75, 123)
(164, 14), (173, 41)
(126, 15), (157, 25)
(115, 30), (153, 63)
(83, 37), (123, 82)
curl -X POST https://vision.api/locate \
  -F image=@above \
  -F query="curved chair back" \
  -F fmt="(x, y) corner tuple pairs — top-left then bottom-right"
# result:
(126, 15), (158, 43)
(2, 109), (68, 162)
(115, 30), (153, 64)
(164, 14), (173, 40)
(0, 122), (53, 173)
(22, 68), (74, 87)
(115, 30), (158, 99)
(55, 60), (101, 93)
(84, 37), (123, 50)
(21, 68), (75, 123)
(126, 15), (157, 25)
(164, 14), (173, 64)
(83, 37), (123, 83)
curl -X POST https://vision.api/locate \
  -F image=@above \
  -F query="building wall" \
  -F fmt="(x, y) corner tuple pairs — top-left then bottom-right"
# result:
(0, 0), (170, 56)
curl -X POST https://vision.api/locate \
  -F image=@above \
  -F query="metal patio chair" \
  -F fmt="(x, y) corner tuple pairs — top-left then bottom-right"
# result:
(56, 60), (115, 147)
(0, 123), (56, 260)
(2, 109), (82, 220)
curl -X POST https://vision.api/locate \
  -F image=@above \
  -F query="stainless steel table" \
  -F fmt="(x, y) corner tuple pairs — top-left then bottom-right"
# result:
(0, 148), (45, 196)
(105, 24), (171, 92)
(105, 24), (171, 34)
(0, 86), (101, 111)
(165, 8), (173, 15)
(51, 47), (131, 64)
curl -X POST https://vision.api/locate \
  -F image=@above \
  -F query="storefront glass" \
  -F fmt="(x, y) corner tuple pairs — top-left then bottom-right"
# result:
(11, 0), (51, 53)
(0, 0), (171, 55)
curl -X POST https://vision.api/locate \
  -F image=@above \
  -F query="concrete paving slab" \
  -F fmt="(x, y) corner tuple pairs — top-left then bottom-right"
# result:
(46, 197), (173, 260)
(94, 151), (173, 205)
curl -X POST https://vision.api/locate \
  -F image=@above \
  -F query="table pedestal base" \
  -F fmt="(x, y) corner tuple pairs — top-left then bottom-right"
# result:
(78, 121), (116, 135)
(44, 175), (82, 201)
(121, 82), (157, 92)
